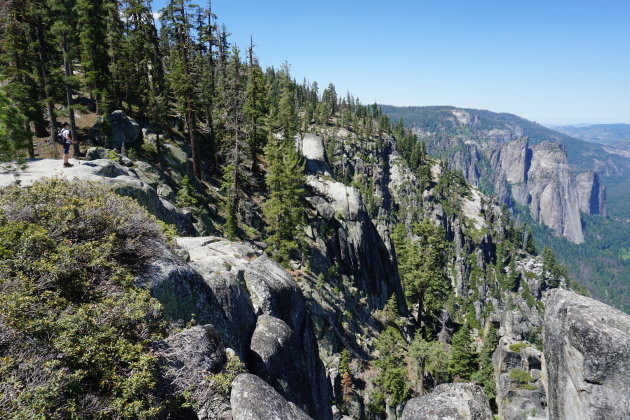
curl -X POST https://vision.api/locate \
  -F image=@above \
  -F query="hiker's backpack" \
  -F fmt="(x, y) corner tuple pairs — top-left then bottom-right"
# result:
(55, 129), (67, 145)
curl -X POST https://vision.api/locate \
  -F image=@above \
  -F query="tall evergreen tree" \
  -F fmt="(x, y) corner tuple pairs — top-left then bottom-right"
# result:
(393, 220), (451, 322)
(449, 323), (476, 381)
(472, 323), (498, 399)
(243, 38), (269, 173)
(75, 0), (110, 113)
(0, 90), (32, 164)
(275, 65), (297, 141)
(262, 130), (306, 265)
(48, 0), (81, 155)
(408, 335), (449, 395)
(161, 0), (201, 178)
(0, 0), (42, 156)
(29, 0), (60, 146)
(220, 47), (247, 239)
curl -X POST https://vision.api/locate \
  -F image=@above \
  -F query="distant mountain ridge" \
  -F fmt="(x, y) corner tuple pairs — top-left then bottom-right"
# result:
(380, 105), (630, 176)
(381, 104), (630, 311)
(552, 123), (630, 146)
(379, 105), (625, 243)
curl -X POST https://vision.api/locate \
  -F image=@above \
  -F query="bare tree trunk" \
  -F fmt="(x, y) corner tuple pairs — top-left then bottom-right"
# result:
(207, 0), (218, 173)
(33, 16), (57, 157)
(179, 3), (200, 179)
(62, 34), (80, 157)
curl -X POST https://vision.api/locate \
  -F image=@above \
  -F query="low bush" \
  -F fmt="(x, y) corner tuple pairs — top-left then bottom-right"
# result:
(0, 178), (171, 419)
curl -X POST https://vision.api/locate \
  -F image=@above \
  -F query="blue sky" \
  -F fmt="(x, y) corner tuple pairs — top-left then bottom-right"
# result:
(152, 0), (630, 125)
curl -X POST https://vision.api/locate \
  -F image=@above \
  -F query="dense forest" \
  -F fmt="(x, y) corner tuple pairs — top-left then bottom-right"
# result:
(521, 208), (630, 312)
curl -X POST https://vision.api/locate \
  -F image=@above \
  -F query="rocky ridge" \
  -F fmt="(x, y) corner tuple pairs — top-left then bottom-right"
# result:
(4, 109), (630, 419)
(544, 289), (630, 420)
(382, 106), (614, 243)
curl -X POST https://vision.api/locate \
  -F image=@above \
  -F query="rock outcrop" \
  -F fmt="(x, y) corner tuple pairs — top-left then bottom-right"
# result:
(491, 140), (585, 243)
(230, 374), (313, 420)
(401, 383), (492, 420)
(90, 110), (141, 148)
(493, 337), (546, 420)
(544, 289), (630, 420)
(576, 171), (607, 216)
(301, 134), (404, 312)
(153, 325), (231, 419)
(175, 237), (333, 420)
(0, 158), (194, 234)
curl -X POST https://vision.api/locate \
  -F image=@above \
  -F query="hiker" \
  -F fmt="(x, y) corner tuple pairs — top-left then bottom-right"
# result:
(60, 122), (76, 168)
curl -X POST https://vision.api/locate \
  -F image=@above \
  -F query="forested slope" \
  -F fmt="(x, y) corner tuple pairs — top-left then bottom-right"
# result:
(0, 1), (621, 419)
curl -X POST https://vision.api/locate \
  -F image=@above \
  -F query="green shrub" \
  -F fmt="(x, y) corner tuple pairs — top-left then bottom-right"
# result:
(508, 368), (535, 390)
(106, 148), (121, 161)
(176, 175), (199, 208)
(521, 286), (536, 308)
(0, 178), (172, 419)
(509, 342), (528, 353)
(210, 353), (246, 395)
(367, 388), (386, 415)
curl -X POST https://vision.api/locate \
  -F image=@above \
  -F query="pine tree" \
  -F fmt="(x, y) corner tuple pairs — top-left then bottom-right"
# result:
(120, 0), (164, 111)
(394, 219), (451, 322)
(506, 255), (518, 291)
(0, 90), (32, 165)
(161, 0), (201, 178)
(48, 0), (81, 156)
(30, 0), (60, 147)
(220, 47), (247, 239)
(194, 2), (218, 171)
(262, 131), (305, 265)
(409, 335), (449, 395)
(472, 323), (498, 399)
(276, 66), (297, 141)
(243, 39), (269, 173)
(525, 228), (537, 255)
(0, 0), (43, 156)
(75, 0), (110, 113)
(372, 326), (409, 409)
(449, 323), (476, 381)
(339, 348), (353, 398)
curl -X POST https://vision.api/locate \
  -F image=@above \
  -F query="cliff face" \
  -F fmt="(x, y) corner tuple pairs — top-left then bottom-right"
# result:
(523, 141), (583, 243)
(383, 107), (612, 244)
(576, 171), (607, 216)
(490, 139), (610, 244)
(544, 289), (630, 420)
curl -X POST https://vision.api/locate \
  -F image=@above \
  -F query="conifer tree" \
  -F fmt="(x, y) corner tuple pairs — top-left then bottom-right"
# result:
(449, 323), (476, 381)
(276, 66), (297, 141)
(372, 326), (410, 410)
(30, 0), (60, 146)
(220, 47), (246, 239)
(472, 323), (498, 399)
(161, 0), (201, 178)
(75, 0), (110, 113)
(409, 335), (449, 394)
(0, 0), (42, 156)
(243, 39), (269, 173)
(262, 130), (305, 265)
(48, 0), (81, 155)
(194, 2), (218, 171)
(120, 0), (163, 110)
(0, 90), (31, 165)
(393, 220), (450, 322)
